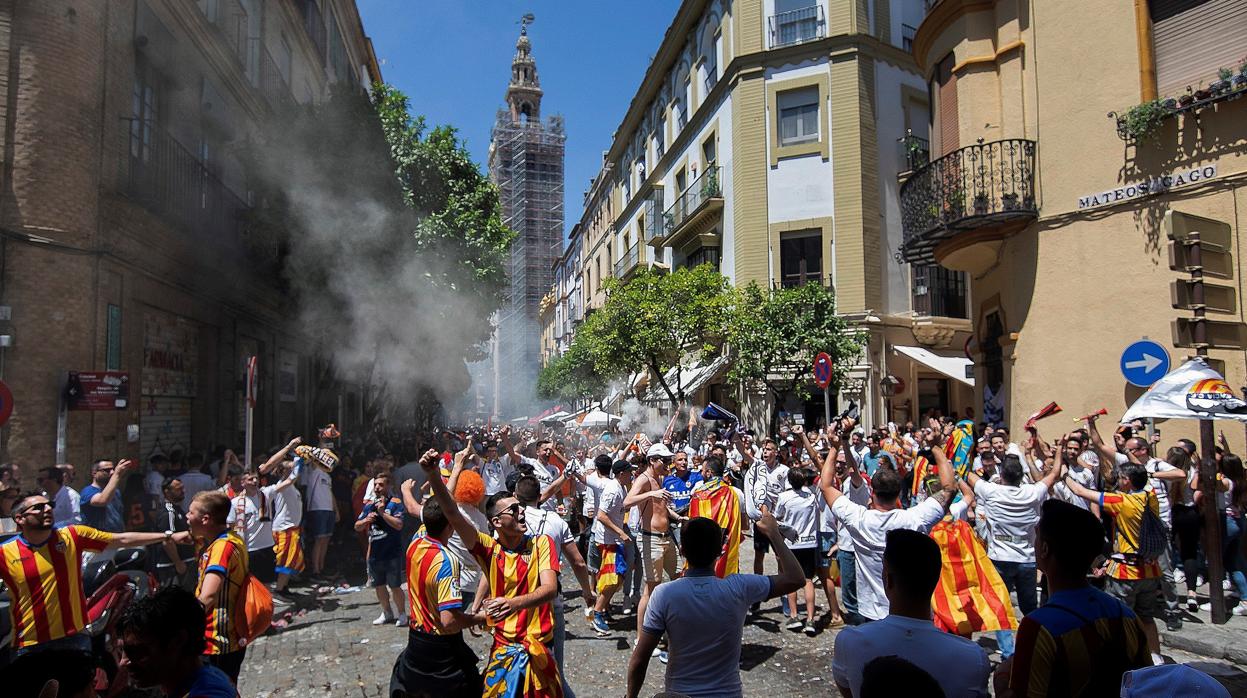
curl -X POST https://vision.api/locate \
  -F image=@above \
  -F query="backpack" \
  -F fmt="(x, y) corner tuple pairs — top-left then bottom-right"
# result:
(235, 574), (273, 646)
(1134, 491), (1168, 563)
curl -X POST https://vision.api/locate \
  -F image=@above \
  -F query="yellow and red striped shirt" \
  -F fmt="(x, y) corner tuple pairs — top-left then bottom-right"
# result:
(689, 478), (742, 577)
(1100, 491), (1162, 580)
(406, 534), (462, 635)
(196, 531), (249, 655)
(470, 531), (558, 646)
(0, 525), (113, 648)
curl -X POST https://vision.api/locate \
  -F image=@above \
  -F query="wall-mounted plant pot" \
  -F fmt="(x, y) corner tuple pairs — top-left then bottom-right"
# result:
(1001, 194), (1019, 211)
(1210, 79), (1229, 95)
(1178, 94), (1195, 106)
(1194, 88), (1212, 100)
(1233, 74), (1247, 90)
(1162, 98), (1178, 110)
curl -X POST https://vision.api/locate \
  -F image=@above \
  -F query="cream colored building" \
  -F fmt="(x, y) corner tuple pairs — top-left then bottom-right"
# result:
(903, 0), (1247, 445)
(556, 0), (977, 428)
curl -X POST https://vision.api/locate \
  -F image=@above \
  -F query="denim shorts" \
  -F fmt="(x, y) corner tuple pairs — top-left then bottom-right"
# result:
(305, 509), (335, 539)
(368, 555), (403, 589)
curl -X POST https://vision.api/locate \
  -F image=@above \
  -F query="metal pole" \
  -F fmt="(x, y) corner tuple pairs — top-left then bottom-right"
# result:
(1189, 230), (1227, 624)
(823, 386), (832, 430)
(56, 371), (68, 463)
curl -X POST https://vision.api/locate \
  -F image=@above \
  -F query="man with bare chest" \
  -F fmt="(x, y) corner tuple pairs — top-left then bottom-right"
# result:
(625, 443), (681, 637)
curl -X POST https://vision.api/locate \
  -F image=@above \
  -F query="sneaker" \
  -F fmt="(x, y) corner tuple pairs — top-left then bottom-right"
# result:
(583, 607), (595, 621)
(803, 623), (817, 637)
(1234, 604), (1247, 617)
(592, 611), (611, 636)
(1166, 616), (1183, 631)
(395, 614), (409, 627)
(750, 602), (761, 614)
(786, 618), (804, 631)
(658, 650), (669, 664)
(652, 646), (663, 657)
(1188, 597), (1200, 613)
(1175, 569), (1186, 585)
(372, 612), (395, 626)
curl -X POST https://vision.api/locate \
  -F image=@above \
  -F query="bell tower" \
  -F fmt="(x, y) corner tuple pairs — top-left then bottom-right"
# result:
(506, 13), (542, 124)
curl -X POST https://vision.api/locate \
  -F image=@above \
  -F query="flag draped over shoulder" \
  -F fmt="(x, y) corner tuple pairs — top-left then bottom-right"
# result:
(929, 519), (1017, 635)
(910, 455), (931, 498)
(689, 478), (742, 577)
(944, 420), (975, 479)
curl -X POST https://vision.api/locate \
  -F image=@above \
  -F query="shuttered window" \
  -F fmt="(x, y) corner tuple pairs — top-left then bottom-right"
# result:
(935, 53), (959, 157)
(1150, 0), (1247, 98)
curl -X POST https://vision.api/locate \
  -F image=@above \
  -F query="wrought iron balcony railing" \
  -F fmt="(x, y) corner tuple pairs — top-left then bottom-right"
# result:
(664, 165), (721, 237)
(898, 131), (930, 173)
(120, 118), (250, 243)
(899, 138), (1037, 264)
(902, 23), (917, 52)
(259, 45), (294, 108)
(769, 5), (826, 49)
(615, 243), (641, 278)
(773, 272), (827, 290)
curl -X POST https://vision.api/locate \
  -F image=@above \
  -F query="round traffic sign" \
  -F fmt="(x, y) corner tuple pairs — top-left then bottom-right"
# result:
(0, 379), (13, 426)
(1120, 339), (1171, 388)
(813, 352), (833, 390)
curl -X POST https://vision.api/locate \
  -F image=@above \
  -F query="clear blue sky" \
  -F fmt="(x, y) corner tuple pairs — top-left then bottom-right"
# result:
(357, 1), (675, 240)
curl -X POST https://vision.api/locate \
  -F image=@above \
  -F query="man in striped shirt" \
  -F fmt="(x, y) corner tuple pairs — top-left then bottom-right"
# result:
(390, 495), (485, 697)
(0, 492), (189, 657)
(420, 448), (563, 698)
(186, 491), (249, 685)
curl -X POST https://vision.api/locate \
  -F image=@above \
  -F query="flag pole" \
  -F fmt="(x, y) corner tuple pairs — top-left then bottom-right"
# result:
(245, 356), (256, 473)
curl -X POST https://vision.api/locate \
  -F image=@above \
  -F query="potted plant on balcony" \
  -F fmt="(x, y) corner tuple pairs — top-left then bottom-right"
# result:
(1178, 87), (1195, 107)
(1161, 97), (1178, 110)
(1234, 58), (1247, 91)
(1211, 67), (1233, 96)
(1121, 99), (1168, 142)
(1194, 82), (1212, 101)
(1001, 192), (1019, 211)
(973, 191), (990, 215)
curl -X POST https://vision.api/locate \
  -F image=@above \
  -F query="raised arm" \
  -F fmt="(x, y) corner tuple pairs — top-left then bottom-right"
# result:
(260, 437), (301, 476)
(1062, 470), (1101, 504)
(819, 432), (845, 508)
(399, 478), (424, 520)
(446, 437), (474, 496)
(926, 427), (956, 512)
(793, 425), (823, 470)
(419, 448), (478, 545)
(1085, 415), (1120, 466)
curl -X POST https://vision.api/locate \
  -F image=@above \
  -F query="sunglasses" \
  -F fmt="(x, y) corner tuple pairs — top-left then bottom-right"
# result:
(17, 502), (52, 516)
(493, 502), (523, 519)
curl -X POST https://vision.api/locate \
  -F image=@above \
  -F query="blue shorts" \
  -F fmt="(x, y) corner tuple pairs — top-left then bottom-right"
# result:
(305, 510), (335, 539)
(368, 555), (403, 589)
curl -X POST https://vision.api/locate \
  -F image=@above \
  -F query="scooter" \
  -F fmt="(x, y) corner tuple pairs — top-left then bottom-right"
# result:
(81, 547), (158, 696)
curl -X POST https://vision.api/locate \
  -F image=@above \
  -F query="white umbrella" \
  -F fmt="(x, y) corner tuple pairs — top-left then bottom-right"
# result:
(579, 408), (620, 429)
(540, 411), (570, 425)
(1121, 356), (1247, 423)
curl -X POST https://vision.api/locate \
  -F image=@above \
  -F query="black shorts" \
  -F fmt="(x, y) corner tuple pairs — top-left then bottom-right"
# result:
(250, 547), (276, 585)
(390, 629), (482, 698)
(792, 547), (817, 580)
(753, 522), (772, 553)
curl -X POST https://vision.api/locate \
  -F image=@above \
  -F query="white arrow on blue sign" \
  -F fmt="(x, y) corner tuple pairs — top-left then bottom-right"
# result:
(1120, 339), (1171, 387)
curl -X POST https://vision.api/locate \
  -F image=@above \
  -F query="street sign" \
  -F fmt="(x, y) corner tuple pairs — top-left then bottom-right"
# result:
(1171, 279), (1237, 314)
(0, 380), (13, 426)
(1120, 340), (1170, 387)
(1172, 318), (1247, 350)
(813, 352), (833, 390)
(65, 371), (130, 410)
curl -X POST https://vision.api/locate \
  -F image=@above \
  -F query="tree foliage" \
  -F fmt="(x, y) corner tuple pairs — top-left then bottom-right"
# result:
(583, 265), (733, 407)
(725, 281), (866, 407)
(535, 337), (607, 405)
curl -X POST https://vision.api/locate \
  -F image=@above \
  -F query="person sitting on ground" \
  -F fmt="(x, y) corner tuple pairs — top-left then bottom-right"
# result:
(832, 529), (991, 697)
(997, 499), (1151, 697)
(119, 585), (238, 697)
(625, 512), (803, 698)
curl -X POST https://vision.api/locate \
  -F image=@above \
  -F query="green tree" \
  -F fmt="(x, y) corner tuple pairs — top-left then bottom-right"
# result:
(535, 337), (607, 407)
(585, 265), (733, 408)
(725, 281), (865, 427)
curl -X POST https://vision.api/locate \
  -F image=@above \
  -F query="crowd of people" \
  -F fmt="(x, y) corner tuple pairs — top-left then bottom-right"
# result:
(0, 406), (1243, 697)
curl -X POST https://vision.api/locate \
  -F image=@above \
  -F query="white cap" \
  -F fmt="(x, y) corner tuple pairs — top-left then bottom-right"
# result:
(646, 443), (674, 459)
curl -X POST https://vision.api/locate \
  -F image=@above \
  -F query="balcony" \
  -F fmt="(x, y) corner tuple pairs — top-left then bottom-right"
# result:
(657, 166), (723, 249)
(899, 138), (1037, 273)
(615, 243), (642, 280)
(898, 131), (930, 175)
(120, 118), (250, 243)
(259, 44), (294, 109)
(769, 5), (826, 49)
(772, 272), (828, 290)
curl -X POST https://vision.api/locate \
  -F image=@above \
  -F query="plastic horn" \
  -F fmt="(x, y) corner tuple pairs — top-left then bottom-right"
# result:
(1075, 408), (1109, 422)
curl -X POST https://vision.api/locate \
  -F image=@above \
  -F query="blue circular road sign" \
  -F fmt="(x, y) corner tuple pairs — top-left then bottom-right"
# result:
(1120, 339), (1171, 387)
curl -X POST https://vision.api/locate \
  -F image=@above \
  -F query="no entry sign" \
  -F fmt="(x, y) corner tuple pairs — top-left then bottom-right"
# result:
(813, 352), (833, 390)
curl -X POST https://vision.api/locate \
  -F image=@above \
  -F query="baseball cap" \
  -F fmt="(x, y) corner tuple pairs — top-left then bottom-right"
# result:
(1120, 665), (1230, 697)
(611, 460), (634, 475)
(646, 443), (674, 459)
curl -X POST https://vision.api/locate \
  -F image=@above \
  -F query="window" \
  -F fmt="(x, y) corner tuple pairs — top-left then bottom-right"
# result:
(779, 230), (822, 287)
(777, 87), (820, 146)
(686, 246), (720, 271)
(702, 136), (717, 166)
(278, 35), (293, 84)
(1150, 0), (1247, 97)
(772, 0), (823, 48)
(130, 58), (160, 162)
(911, 265), (967, 318)
(676, 167), (687, 193)
(932, 53), (958, 157)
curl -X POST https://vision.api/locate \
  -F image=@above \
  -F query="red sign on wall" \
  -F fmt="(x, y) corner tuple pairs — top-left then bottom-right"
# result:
(66, 371), (130, 411)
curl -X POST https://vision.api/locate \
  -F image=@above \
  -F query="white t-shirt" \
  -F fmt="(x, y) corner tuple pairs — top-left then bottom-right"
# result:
(972, 480), (1048, 563)
(226, 488), (276, 552)
(1144, 458), (1177, 527)
(830, 496), (947, 621)
(52, 486), (81, 525)
(833, 479), (872, 554)
(479, 458), (515, 496)
(445, 504), (488, 593)
(300, 465), (334, 512)
(522, 456), (563, 512)
(593, 478), (627, 545)
(525, 505), (574, 565)
(744, 461), (789, 521)
(642, 571), (773, 698)
(144, 470), (164, 501)
(179, 471), (216, 504)
(1055, 464), (1097, 511)
(271, 483), (303, 531)
(832, 615), (991, 697)
(581, 470), (607, 518)
(774, 488), (819, 549)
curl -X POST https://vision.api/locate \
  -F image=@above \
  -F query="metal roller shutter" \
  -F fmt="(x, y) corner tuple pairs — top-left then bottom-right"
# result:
(936, 53), (959, 157)
(1151, 0), (1247, 98)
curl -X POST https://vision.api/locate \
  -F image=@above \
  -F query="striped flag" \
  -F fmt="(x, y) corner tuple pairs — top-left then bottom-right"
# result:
(689, 478), (742, 577)
(910, 454), (931, 498)
(245, 356), (258, 408)
(929, 519), (1017, 636)
(944, 420), (975, 479)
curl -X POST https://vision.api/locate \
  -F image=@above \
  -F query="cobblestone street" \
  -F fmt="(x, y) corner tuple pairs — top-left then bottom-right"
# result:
(238, 536), (1247, 697)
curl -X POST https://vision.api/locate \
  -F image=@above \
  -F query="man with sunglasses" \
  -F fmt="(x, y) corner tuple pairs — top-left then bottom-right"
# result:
(420, 448), (564, 698)
(0, 492), (191, 657)
(81, 458), (134, 533)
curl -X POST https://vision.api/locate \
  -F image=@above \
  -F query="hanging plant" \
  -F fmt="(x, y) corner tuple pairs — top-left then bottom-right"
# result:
(1120, 100), (1168, 142)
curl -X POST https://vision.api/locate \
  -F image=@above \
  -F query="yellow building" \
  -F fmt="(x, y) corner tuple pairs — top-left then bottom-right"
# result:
(904, 0), (1247, 444)
(561, 0), (978, 427)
